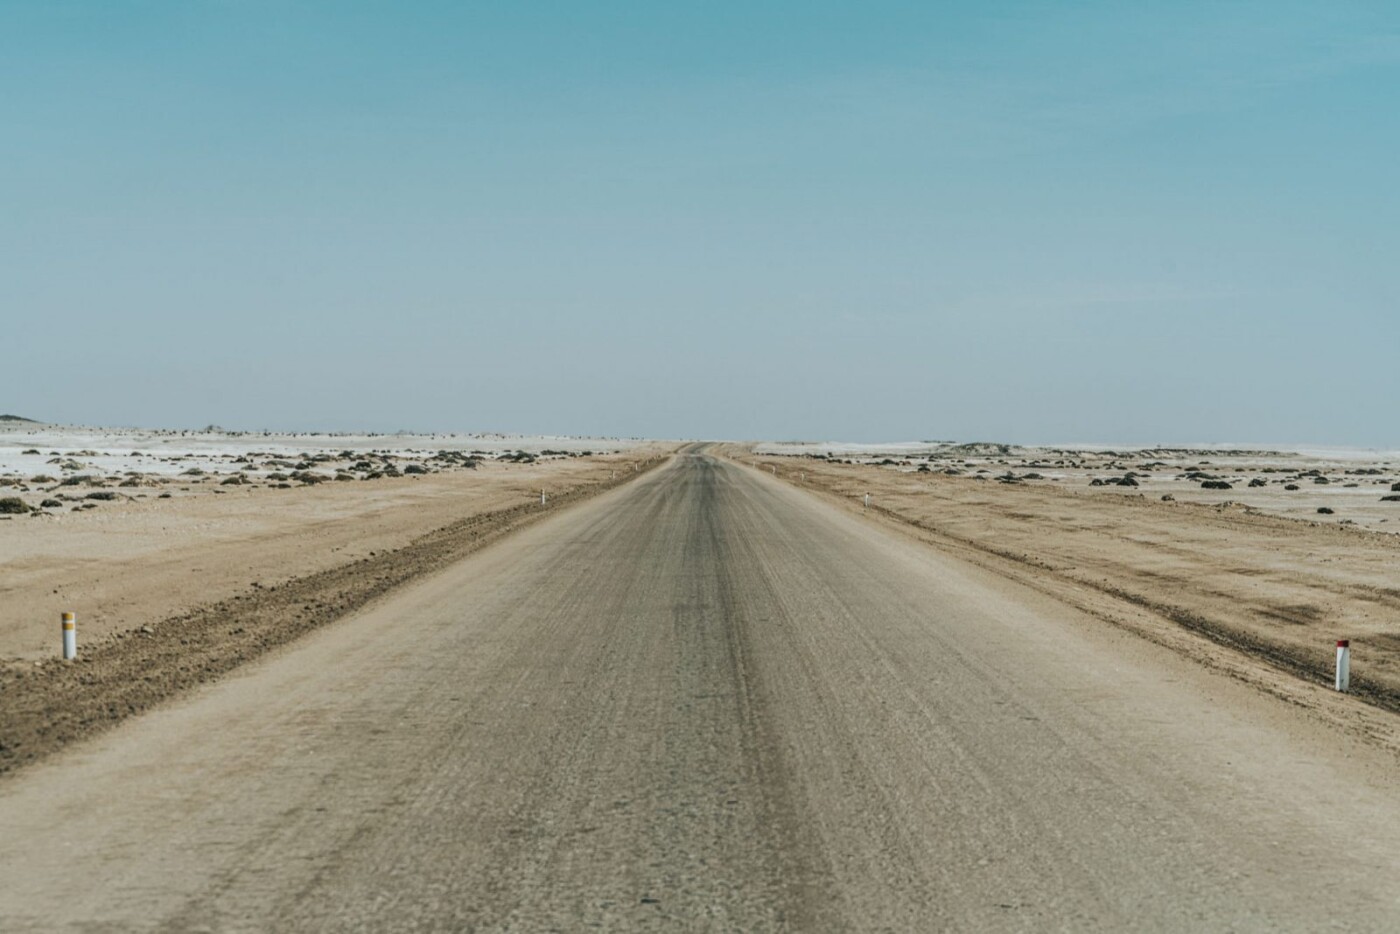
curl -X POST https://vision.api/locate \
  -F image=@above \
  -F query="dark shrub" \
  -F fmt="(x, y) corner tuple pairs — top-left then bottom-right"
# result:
(0, 497), (31, 514)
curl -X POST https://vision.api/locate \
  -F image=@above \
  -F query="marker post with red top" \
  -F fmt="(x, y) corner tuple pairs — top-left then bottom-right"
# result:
(1336, 640), (1350, 692)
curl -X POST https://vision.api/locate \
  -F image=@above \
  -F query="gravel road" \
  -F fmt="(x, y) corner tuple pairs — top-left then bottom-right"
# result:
(1, 451), (1396, 931)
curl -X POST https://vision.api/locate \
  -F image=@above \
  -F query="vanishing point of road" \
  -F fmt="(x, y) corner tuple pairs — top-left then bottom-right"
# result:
(1, 450), (1396, 930)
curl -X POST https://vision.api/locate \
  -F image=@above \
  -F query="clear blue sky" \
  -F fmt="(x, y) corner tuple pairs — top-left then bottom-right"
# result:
(4, 2), (1397, 443)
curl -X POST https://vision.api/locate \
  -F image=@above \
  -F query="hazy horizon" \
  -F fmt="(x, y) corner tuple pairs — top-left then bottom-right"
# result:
(7, 414), (1400, 455)
(5, 3), (1397, 445)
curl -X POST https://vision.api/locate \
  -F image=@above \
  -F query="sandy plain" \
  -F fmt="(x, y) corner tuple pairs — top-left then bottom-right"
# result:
(738, 442), (1400, 738)
(0, 422), (672, 773)
(5, 425), (1400, 775)
(2, 452), (1397, 930)
(1, 432), (1398, 928)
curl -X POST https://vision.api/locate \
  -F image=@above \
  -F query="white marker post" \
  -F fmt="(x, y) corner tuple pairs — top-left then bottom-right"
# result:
(1336, 640), (1351, 692)
(864, 493), (871, 509)
(541, 490), (547, 506)
(61, 612), (76, 660)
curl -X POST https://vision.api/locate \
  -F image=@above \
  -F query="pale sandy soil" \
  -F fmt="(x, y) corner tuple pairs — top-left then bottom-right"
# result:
(2, 454), (1397, 930)
(0, 446), (670, 662)
(738, 446), (1400, 722)
(0, 441), (674, 775)
(0, 421), (648, 479)
(756, 441), (1400, 533)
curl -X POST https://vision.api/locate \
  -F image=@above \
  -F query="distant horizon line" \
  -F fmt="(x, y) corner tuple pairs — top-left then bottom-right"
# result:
(2, 417), (1397, 454)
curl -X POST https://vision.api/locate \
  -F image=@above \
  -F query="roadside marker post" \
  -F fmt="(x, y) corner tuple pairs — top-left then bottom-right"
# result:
(864, 493), (870, 509)
(1336, 640), (1351, 692)
(541, 490), (547, 506)
(61, 612), (76, 660)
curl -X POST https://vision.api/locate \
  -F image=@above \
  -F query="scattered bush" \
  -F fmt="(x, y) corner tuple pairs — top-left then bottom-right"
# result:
(0, 497), (31, 514)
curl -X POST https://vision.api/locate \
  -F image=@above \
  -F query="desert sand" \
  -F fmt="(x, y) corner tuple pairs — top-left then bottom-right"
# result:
(5, 427), (1400, 773)
(0, 422), (672, 773)
(739, 442), (1400, 735)
(2, 451), (1397, 930)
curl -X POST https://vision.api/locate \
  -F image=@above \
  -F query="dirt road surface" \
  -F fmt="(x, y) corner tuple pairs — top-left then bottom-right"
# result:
(739, 449), (1400, 715)
(1, 451), (1396, 930)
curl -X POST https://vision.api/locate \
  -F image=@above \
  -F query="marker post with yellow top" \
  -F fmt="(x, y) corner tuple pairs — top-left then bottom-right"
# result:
(61, 612), (76, 660)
